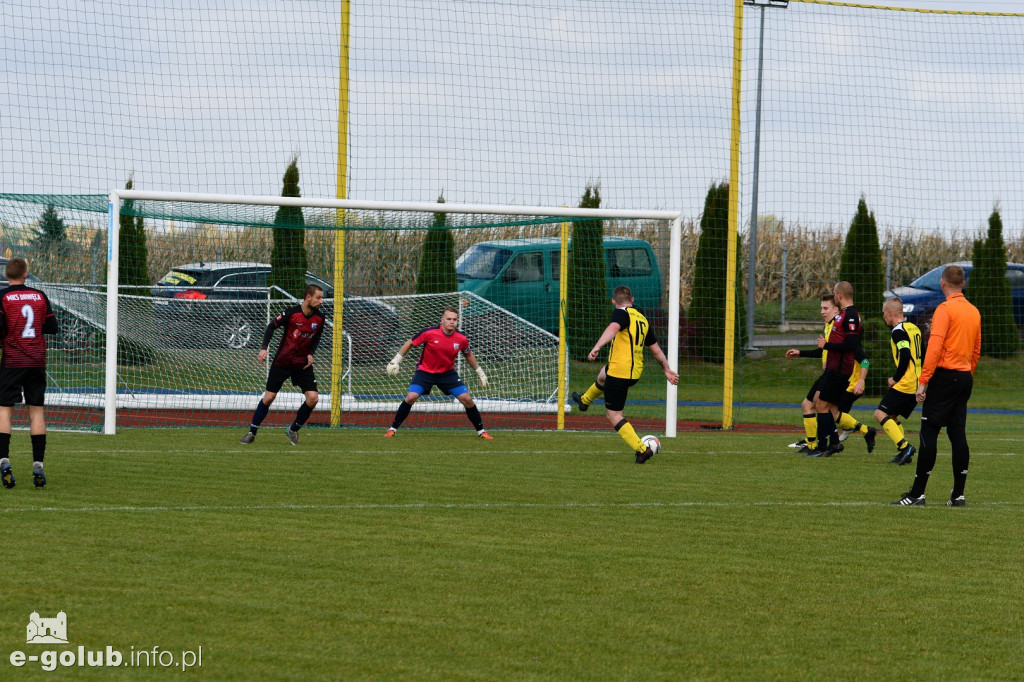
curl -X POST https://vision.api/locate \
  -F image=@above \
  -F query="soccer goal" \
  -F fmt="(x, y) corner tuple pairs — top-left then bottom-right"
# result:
(11, 191), (684, 435)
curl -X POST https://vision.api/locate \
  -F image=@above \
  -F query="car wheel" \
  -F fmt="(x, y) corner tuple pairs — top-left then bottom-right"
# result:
(221, 312), (256, 350)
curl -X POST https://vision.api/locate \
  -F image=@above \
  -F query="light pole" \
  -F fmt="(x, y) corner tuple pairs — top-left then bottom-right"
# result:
(743, 0), (788, 351)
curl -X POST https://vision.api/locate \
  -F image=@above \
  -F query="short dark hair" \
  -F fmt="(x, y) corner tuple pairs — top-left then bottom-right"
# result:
(4, 257), (27, 281)
(612, 285), (633, 304)
(303, 284), (323, 300)
(821, 293), (836, 304)
(443, 306), (459, 316)
(942, 265), (965, 287)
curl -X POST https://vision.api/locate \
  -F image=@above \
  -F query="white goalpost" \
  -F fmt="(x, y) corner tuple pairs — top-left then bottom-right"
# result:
(102, 190), (682, 436)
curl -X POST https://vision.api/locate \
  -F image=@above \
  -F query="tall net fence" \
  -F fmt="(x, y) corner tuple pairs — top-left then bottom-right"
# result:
(2, 1), (1023, 436)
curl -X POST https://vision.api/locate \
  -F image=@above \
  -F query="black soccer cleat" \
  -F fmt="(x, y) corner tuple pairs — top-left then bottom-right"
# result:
(796, 444), (816, 455)
(33, 467), (46, 488)
(571, 391), (588, 413)
(240, 432), (256, 445)
(947, 491), (966, 507)
(635, 446), (655, 464)
(865, 427), (877, 454)
(892, 491), (925, 506)
(1, 463), (14, 489)
(890, 444), (915, 466)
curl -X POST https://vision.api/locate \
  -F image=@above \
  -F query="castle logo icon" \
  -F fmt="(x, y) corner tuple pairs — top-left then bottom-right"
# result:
(26, 611), (68, 644)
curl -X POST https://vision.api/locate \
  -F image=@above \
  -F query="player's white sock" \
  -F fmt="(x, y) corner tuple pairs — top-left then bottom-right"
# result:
(0, 458), (8, 468)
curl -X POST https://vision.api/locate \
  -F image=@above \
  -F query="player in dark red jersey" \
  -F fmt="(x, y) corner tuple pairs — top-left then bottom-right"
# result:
(812, 280), (863, 457)
(383, 306), (492, 439)
(240, 284), (327, 446)
(0, 257), (59, 488)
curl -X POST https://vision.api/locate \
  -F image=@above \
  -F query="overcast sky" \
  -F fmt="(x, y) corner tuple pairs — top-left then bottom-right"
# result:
(2, 0), (1023, 235)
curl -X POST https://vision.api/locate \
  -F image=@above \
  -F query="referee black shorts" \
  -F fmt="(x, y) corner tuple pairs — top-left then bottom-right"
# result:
(0, 367), (47, 407)
(602, 374), (639, 412)
(922, 368), (973, 428)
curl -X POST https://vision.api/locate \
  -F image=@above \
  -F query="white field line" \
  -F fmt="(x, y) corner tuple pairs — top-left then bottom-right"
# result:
(1, 500), (1018, 514)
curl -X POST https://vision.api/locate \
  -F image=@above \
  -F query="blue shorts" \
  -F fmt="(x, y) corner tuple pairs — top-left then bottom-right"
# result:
(409, 369), (468, 397)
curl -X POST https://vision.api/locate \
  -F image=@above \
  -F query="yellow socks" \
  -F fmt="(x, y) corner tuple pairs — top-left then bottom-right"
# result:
(614, 419), (645, 453)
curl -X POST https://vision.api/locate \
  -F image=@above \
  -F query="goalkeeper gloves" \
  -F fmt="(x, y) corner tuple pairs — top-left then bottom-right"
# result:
(386, 352), (404, 377)
(475, 366), (488, 388)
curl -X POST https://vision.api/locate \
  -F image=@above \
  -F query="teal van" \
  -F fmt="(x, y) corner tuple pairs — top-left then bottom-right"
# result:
(456, 236), (662, 333)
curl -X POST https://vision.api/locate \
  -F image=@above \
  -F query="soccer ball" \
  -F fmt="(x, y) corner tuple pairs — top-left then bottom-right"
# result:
(641, 435), (661, 454)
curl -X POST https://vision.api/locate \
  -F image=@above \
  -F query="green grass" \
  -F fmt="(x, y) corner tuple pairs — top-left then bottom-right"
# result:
(3, 428), (1023, 680)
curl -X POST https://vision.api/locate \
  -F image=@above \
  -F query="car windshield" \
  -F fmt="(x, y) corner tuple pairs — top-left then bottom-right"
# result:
(456, 245), (513, 280)
(909, 267), (944, 291)
(909, 266), (972, 291)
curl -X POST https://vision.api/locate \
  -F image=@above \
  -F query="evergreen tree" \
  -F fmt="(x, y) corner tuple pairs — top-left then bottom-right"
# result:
(268, 156), (309, 298)
(416, 192), (457, 294)
(968, 209), (1020, 357)
(35, 203), (69, 256)
(119, 176), (151, 288)
(566, 183), (607, 361)
(690, 182), (745, 363)
(838, 196), (888, 395)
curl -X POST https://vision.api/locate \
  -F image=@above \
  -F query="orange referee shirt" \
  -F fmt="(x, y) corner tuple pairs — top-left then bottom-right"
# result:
(919, 292), (981, 385)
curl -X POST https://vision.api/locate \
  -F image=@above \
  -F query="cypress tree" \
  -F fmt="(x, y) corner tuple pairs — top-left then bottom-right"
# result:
(968, 209), (1020, 357)
(566, 183), (607, 361)
(119, 176), (151, 289)
(268, 156), (309, 298)
(416, 192), (457, 294)
(690, 182), (745, 363)
(838, 196), (887, 395)
(414, 192), (458, 324)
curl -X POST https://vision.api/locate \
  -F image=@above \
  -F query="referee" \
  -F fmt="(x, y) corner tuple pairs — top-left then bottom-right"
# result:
(892, 265), (980, 507)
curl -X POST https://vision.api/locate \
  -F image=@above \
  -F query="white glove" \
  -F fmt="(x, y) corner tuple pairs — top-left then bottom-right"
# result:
(475, 366), (488, 388)
(386, 352), (404, 377)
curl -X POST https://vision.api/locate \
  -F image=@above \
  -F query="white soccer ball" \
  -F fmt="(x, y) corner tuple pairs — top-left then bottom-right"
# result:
(641, 435), (661, 454)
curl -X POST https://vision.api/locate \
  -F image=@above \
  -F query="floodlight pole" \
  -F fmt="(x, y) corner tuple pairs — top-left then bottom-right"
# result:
(743, 0), (787, 351)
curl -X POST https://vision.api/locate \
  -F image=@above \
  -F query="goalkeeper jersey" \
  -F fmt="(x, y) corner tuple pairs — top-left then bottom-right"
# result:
(411, 326), (471, 374)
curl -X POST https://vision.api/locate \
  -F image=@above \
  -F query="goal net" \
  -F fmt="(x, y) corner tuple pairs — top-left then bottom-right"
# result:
(0, 192), (680, 435)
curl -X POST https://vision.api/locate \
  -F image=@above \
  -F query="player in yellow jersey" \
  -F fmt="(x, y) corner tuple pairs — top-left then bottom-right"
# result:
(571, 286), (679, 463)
(874, 296), (922, 466)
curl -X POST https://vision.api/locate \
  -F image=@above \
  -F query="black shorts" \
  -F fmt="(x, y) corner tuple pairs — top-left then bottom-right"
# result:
(878, 388), (918, 420)
(266, 365), (318, 394)
(805, 375), (826, 404)
(816, 370), (849, 406)
(922, 369), (973, 428)
(836, 389), (860, 415)
(0, 367), (47, 407)
(603, 374), (639, 412)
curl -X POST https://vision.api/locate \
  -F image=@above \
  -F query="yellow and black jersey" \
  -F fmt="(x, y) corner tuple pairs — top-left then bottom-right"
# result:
(819, 319), (866, 391)
(820, 320), (834, 369)
(890, 321), (923, 394)
(607, 307), (657, 380)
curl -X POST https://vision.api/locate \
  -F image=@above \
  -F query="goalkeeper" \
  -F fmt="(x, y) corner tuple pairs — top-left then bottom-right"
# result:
(384, 306), (493, 440)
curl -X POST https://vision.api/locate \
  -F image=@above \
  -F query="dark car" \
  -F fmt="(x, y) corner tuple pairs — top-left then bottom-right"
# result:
(885, 261), (1024, 336)
(152, 262), (400, 360)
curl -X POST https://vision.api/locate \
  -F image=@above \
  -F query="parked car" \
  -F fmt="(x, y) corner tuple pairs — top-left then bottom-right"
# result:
(151, 262), (400, 360)
(885, 261), (1024, 336)
(456, 236), (663, 334)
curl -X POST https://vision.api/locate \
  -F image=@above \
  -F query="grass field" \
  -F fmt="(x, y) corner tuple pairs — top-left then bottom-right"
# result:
(2, 427), (1023, 680)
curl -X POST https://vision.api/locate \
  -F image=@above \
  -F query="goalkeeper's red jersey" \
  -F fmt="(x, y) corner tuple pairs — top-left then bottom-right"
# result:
(411, 326), (470, 374)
